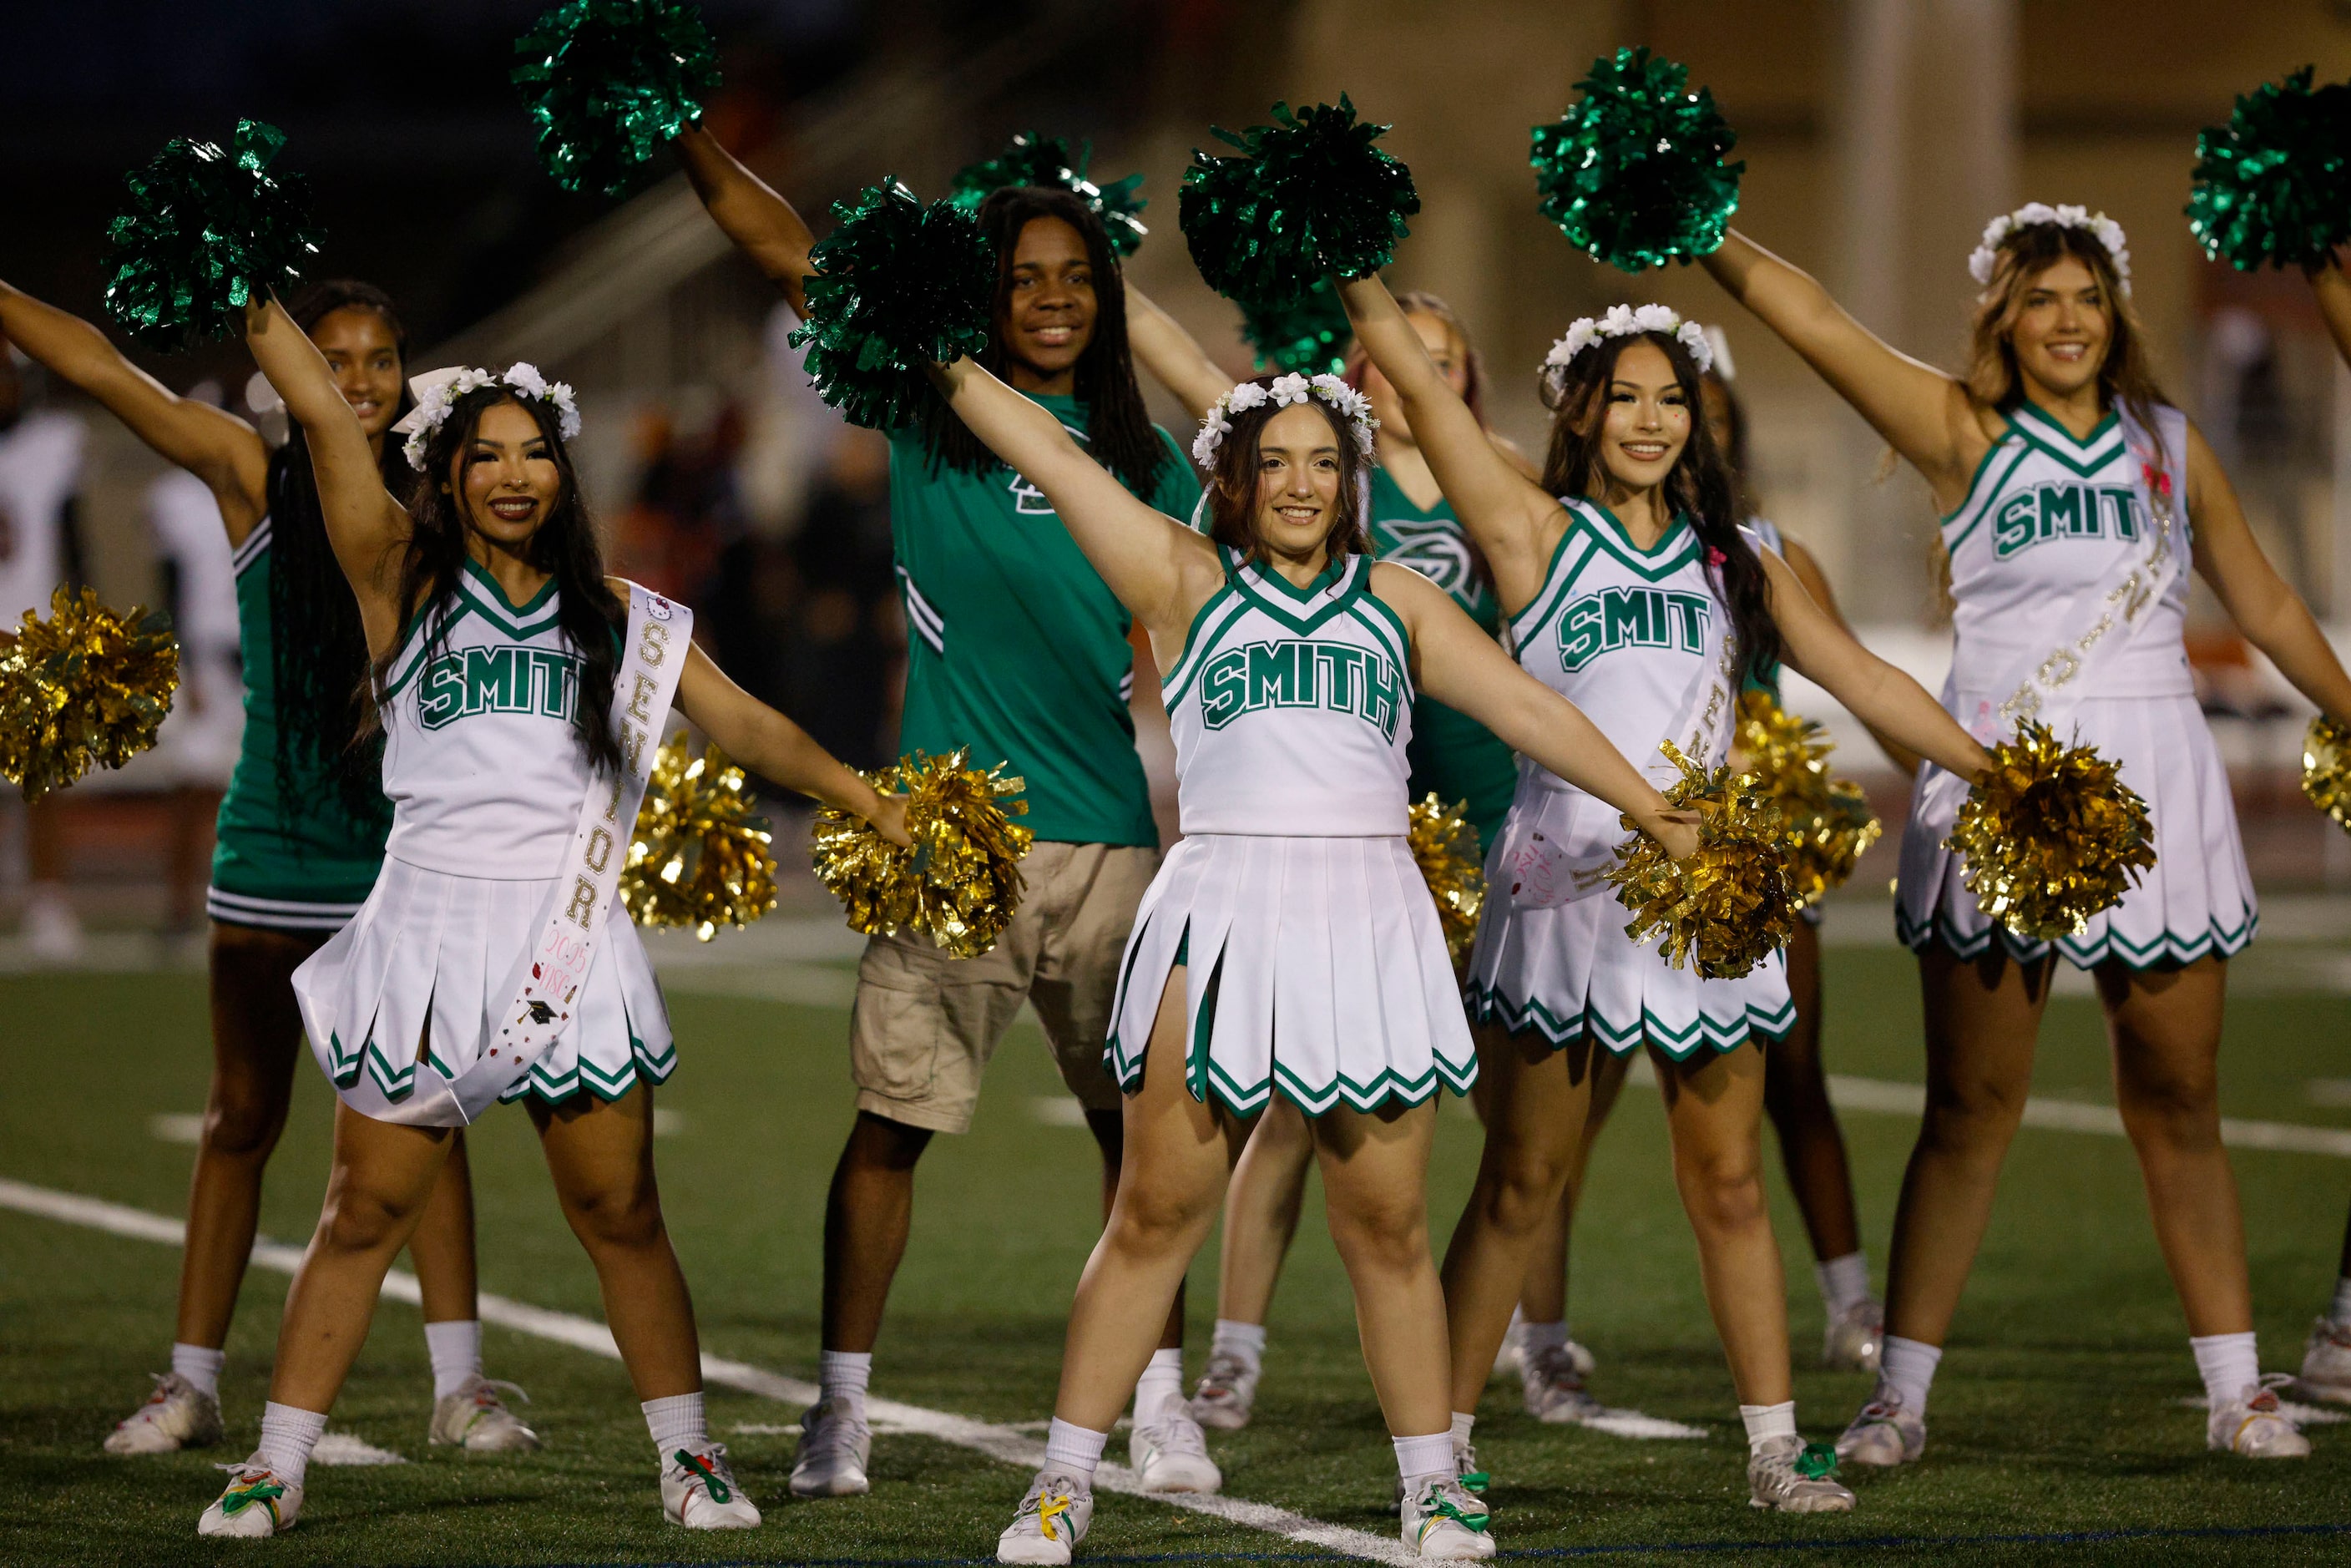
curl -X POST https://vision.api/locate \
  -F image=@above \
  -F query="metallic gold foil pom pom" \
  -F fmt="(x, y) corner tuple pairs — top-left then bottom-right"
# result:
(0, 587), (180, 803)
(1949, 720), (2156, 942)
(1408, 792), (1485, 971)
(810, 747), (1034, 959)
(1736, 691), (1882, 909)
(2302, 714), (2351, 833)
(621, 736), (777, 941)
(1605, 741), (1797, 979)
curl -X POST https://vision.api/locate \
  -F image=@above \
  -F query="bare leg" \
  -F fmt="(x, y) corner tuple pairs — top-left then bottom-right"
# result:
(818, 1111), (933, 1353)
(405, 1130), (483, 1325)
(1312, 1098), (1449, 1437)
(1763, 921), (1864, 1263)
(1086, 1107), (1188, 1351)
(1656, 1043), (1787, 1404)
(164, 787), (224, 933)
(1212, 1100), (1315, 1328)
(1519, 1050), (1628, 1323)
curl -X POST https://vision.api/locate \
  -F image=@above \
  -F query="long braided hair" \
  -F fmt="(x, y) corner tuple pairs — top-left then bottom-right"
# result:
(264, 281), (412, 833)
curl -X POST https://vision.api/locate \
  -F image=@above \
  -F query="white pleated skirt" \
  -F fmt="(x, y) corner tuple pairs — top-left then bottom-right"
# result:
(1104, 834), (1477, 1117)
(1897, 692), (2256, 969)
(295, 856), (675, 1126)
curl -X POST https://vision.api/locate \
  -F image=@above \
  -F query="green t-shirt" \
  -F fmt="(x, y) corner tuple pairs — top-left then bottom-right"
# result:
(1364, 468), (1519, 852)
(889, 393), (1201, 847)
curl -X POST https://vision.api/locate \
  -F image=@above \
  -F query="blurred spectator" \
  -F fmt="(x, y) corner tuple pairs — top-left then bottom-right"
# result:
(611, 391), (746, 612)
(785, 426), (902, 771)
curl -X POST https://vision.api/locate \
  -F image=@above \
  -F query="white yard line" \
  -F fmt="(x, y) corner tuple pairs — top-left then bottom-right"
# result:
(0, 1176), (1416, 1565)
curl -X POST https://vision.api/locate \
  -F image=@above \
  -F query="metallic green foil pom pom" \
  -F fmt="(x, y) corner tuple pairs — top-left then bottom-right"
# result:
(948, 132), (1148, 258)
(513, 0), (720, 196)
(789, 180), (998, 431)
(102, 120), (321, 354)
(1237, 278), (1352, 376)
(1531, 48), (1743, 273)
(2188, 66), (2351, 273)
(1178, 95), (1419, 306)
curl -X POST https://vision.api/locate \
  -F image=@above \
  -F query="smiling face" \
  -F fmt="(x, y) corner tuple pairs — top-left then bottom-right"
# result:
(1250, 402), (1346, 563)
(447, 397), (563, 554)
(1358, 311), (1466, 448)
(1589, 339), (1691, 496)
(311, 305), (404, 439)
(2005, 253), (2111, 401)
(995, 215), (1097, 392)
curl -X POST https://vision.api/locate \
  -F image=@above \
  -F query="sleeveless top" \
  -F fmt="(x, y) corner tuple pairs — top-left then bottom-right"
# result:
(1156, 548), (1414, 837)
(375, 558), (604, 878)
(1939, 402), (2193, 697)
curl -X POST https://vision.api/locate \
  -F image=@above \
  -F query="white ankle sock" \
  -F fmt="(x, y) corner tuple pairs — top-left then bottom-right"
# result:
(1393, 1430), (1454, 1481)
(642, 1392), (708, 1458)
(422, 1319), (483, 1401)
(1738, 1400), (1797, 1453)
(1133, 1348), (1184, 1421)
(2190, 1331), (2261, 1409)
(2331, 1277), (2351, 1327)
(1449, 1410), (1475, 1444)
(1879, 1335), (1943, 1418)
(1519, 1319), (1569, 1358)
(171, 1343), (225, 1400)
(1043, 1417), (1107, 1480)
(1210, 1318), (1267, 1373)
(255, 1403), (326, 1490)
(818, 1349), (872, 1420)
(1815, 1251), (1873, 1317)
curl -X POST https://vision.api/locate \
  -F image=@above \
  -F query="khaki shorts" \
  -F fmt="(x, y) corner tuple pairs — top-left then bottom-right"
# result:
(848, 841), (1160, 1134)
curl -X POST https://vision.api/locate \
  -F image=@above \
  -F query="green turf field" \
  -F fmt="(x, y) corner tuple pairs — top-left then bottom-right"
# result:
(3, 928), (2349, 1565)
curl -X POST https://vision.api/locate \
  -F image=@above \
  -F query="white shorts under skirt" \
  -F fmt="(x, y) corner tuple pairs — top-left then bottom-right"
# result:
(1896, 693), (2256, 969)
(1105, 834), (1477, 1117)
(295, 856), (675, 1126)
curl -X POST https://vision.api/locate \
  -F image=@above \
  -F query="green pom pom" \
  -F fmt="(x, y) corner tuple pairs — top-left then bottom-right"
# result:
(102, 120), (322, 354)
(1238, 278), (1352, 375)
(1532, 48), (1744, 272)
(513, 0), (720, 196)
(789, 180), (998, 431)
(1178, 95), (1419, 304)
(948, 132), (1148, 258)
(2188, 66), (2351, 273)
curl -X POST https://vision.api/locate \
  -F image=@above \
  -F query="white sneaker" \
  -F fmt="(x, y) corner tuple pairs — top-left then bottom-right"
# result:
(1520, 1343), (1603, 1425)
(1835, 1383), (1925, 1468)
(1748, 1435), (1856, 1512)
(1400, 1472), (1495, 1560)
(23, 887), (83, 965)
(196, 1458), (301, 1537)
(660, 1441), (762, 1528)
(106, 1372), (223, 1454)
(2208, 1378), (2311, 1459)
(1190, 1350), (1259, 1430)
(2294, 1318), (2351, 1404)
(1390, 1431), (1491, 1516)
(429, 1375), (540, 1452)
(1130, 1399), (1221, 1494)
(998, 1470), (1092, 1565)
(1823, 1298), (1884, 1374)
(790, 1397), (872, 1496)
(1488, 1327), (1590, 1381)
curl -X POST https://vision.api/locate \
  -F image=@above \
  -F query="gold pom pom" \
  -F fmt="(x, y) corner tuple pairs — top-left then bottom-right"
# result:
(621, 736), (779, 941)
(1949, 719), (2156, 942)
(1408, 793), (1485, 970)
(810, 747), (1034, 959)
(0, 586), (180, 802)
(2303, 714), (2351, 833)
(1605, 740), (1798, 979)
(1736, 690), (1883, 909)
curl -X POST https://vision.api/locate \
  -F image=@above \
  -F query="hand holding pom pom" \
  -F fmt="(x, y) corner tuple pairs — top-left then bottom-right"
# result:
(1949, 721), (2156, 942)
(103, 120), (321, 353)
(1408, 794), (1486, 974)
(811, 748), (1034, 959)
(948, 132), (1148, 258)
(1532, 48), (1744, 273)
(513, 0), (720, 195)
(1178, 96), (1420, 305)
(0, 588), (180, 802)
(789, 180), (998, 430)
(2187, 67), (2351, 274)
(1605, 741), (1797, 979)
(1736, 691), (1882, 909)
(622, 736), (778, 941)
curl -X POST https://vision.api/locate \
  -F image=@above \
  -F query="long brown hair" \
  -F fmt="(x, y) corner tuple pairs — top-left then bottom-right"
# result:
(1964, 222), (2170, 443)
(1201, 377), (1371, 566)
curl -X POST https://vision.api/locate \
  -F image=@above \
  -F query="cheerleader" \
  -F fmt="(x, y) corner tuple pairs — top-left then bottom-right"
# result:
(0, 279), (538, 1458)
(190, 296), (905, 1538)
(930, 353), (1696, 1562)
(1703, 207), (2351, 1460)
(1337, 273), (1993, 1512)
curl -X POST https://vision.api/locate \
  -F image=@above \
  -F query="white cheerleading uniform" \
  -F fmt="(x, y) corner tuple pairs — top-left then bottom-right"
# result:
(1105, 549), (1474, 1115)
(1896, 402), (2252, 969)
(294, 560), (673, 1118)
(1467, 499), (1793, 1057)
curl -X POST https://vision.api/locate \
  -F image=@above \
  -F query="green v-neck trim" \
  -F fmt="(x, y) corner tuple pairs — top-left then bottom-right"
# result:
(2011, 400), (2119, 453)
(1565, 498), (1699, 583)
(2008, 405), (2122, 478)
(1229, 553), (1365, 635)
(1245, 551), (1350, 604)
(462, 554), (559, 618)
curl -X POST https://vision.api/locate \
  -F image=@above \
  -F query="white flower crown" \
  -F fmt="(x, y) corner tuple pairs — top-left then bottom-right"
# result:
(1191, 372), (1378, 469)
(1968, 203), (2131, 296)
(392, 362), (582, 472)
(1540, 304), (1713, 389)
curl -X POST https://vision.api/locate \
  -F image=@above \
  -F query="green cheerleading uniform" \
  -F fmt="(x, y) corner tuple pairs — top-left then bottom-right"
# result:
(1364, 468), (1518, 852)
(205, 518), (392, 932)
(888, 393), (1201, 847)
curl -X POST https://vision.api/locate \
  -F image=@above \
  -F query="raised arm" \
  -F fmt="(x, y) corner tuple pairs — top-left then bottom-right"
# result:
(675, 124), (814, 316)
(1124, 281), (1232, 423)
(671, 640), (909, 844)
(2186, 422), (2351, 723)
(1338, 273), (1557, 599)
(1702, 231), (1983, 503)
(929, 357), (1224, 645)
(0, 280), (267, 540)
